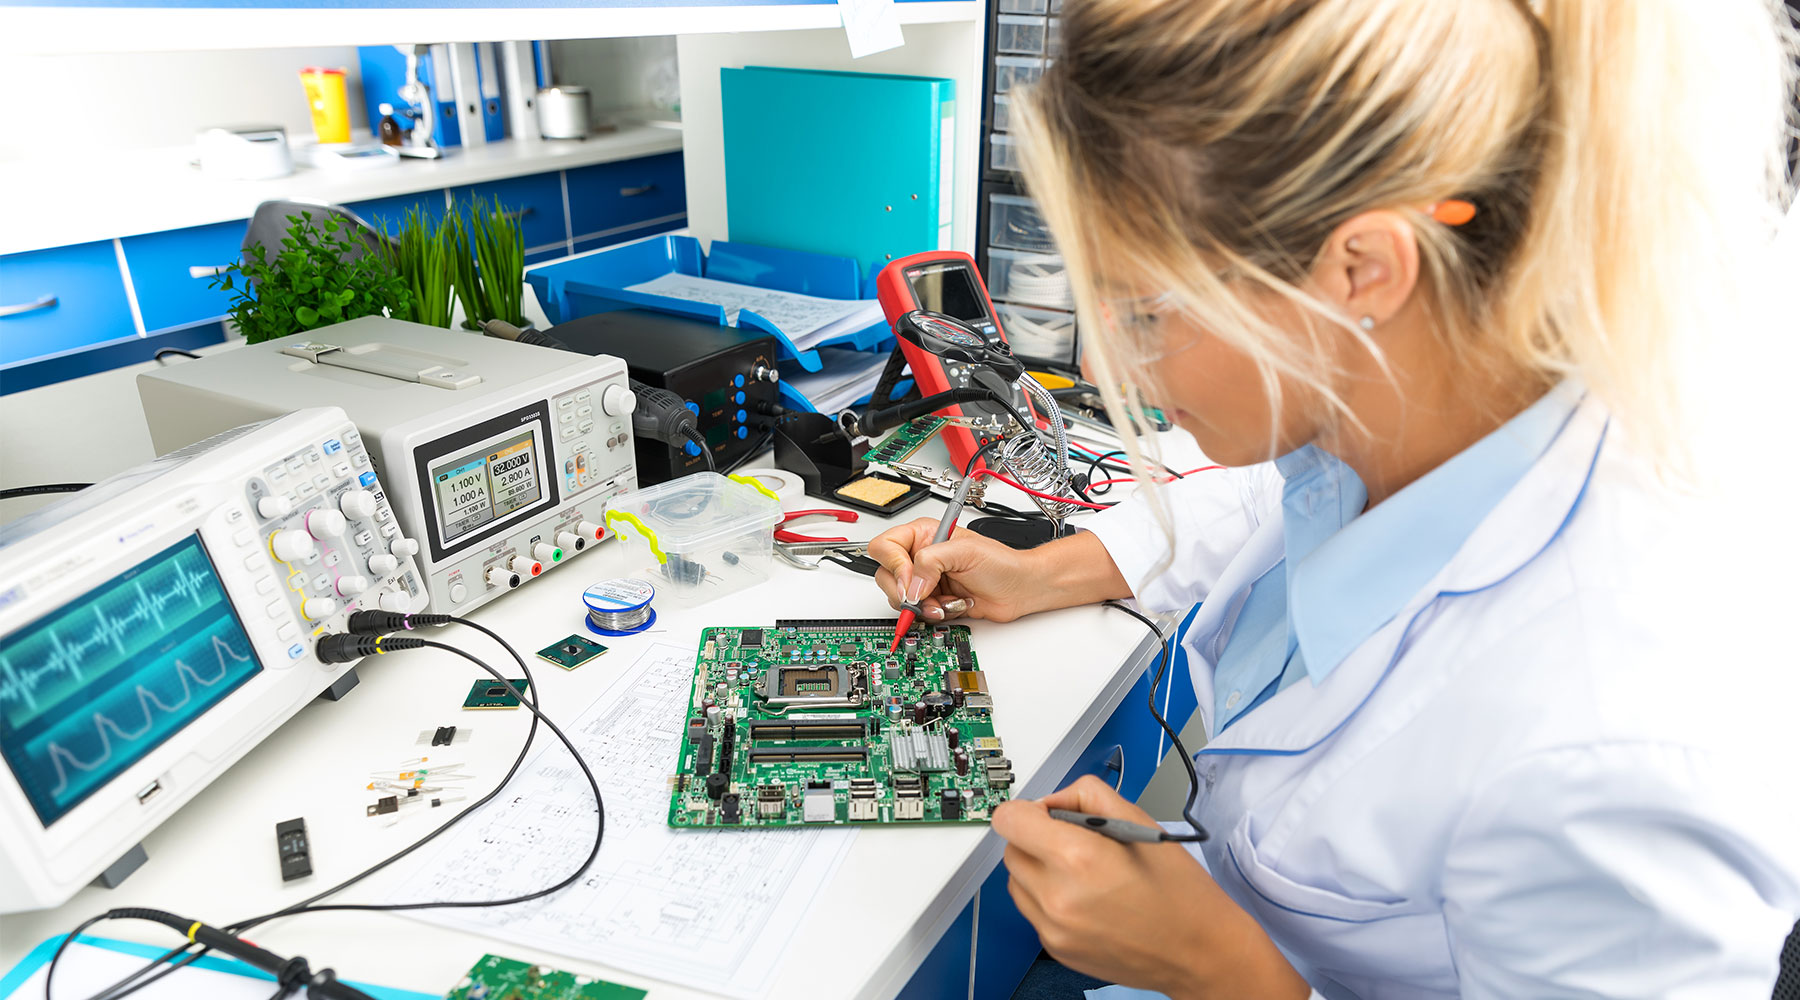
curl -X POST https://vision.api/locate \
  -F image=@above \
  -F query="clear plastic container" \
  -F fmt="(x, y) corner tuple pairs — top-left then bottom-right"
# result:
(1047, 16), (1062, 54)
(993, 55), (1045, 94)
(996, 302), (1077, 360)
(1048, 0), (1062, 13)
(996, 14), (1048, 54)
(999, 0), (1049, 14)
(991, 93), (1012, 132)
(987, 248), (1073, 309)
(988, 193), (1055, 252)
(602, 472), (781, 610)
(990, 133), (1022, 172)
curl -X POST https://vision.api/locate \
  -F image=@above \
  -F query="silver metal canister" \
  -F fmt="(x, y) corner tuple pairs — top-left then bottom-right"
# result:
(536, 86), (591, 140)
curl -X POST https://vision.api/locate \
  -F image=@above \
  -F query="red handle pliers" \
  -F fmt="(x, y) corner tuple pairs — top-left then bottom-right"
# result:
(775, 508), (859, 543)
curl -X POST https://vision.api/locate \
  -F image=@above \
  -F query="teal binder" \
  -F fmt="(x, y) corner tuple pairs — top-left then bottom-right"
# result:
(722, 66), (955, 281)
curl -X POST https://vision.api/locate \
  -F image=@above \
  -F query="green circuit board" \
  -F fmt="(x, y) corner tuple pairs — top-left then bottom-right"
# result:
(669, 619), (1014, 829)
(443, 953), (646, 999)
(861, 415), (948, 465)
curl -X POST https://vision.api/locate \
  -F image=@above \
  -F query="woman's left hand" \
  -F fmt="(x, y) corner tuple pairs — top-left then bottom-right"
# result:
(991, 776), (1310, 1000)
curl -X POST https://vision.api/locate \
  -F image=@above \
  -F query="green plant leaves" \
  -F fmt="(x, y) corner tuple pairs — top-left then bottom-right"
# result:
(212, 210), (411, 343)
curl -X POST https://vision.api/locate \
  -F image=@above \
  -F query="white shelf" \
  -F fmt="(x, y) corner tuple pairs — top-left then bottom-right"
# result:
(1, 3), (980, 55)
(0, 126), (684, 255)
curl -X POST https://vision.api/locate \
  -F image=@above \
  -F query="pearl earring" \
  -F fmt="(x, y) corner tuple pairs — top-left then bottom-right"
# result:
(1358, 316), (1375, 331)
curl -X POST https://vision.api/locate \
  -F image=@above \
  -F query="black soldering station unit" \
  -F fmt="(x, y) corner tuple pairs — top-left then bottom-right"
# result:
(544, 310), (782, 484)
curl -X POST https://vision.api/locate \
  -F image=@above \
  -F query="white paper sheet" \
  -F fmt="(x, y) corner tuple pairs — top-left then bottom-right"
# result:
(381, 642), (857, 999)
(625, 273), (884, 351)
(838, 0), (904, 58)
(782, 347), (893, 414)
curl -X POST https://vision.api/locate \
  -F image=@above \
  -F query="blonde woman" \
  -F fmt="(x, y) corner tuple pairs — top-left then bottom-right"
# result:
(870, 0), (1800, 996)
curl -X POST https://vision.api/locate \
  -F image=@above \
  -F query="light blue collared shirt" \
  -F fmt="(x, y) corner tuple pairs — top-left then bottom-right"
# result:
(1212, 384), (1582, 732)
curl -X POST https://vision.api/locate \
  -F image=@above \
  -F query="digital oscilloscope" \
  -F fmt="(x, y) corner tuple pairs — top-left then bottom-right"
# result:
(0, 407), (424, 913)
(138, 317), (638, 616)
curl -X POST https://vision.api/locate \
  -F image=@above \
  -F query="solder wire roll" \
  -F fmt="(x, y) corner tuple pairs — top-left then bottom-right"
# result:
(583, 578), (657, 636)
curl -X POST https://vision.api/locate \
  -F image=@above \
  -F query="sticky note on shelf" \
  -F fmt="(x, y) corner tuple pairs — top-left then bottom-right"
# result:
(839, 0), (903, 58)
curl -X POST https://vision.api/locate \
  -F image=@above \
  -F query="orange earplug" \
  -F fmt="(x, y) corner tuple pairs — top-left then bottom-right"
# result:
(1428, 199), (1477, 226)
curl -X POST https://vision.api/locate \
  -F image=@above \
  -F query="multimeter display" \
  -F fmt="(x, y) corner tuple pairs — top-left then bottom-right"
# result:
(905, 264), (991, 325)
(432, 427), (544, 544)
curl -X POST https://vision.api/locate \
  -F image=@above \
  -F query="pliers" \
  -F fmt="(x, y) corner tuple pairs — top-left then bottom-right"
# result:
(775, 540), (881, 576)
(775, 508), (859, 544)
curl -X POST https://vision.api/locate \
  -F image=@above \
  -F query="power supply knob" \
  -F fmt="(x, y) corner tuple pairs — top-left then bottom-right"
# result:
(378, 590), (411, 612)
(575, 520), (605, 541)
(753, 364), (780, 384)
(556, 530), (586, 553)
(508, 556), (542, 578)
(257, 495), (293, 519)
(601, 383), (637, 417)
(269, 530), (315, 562)
(367, 553), (399, 575)
(339, 489), (378, 519)
(300, 596), (339, 620)
(486, 567), (520, 589)
(532, 542), (562, 565)
(336, 575), (371, 597)
(306, 509), (347, 539)
(391, 537), (420, 558)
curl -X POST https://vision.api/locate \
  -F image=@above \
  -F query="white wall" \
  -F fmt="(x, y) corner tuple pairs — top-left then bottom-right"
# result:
(675, 21), (986, 255)
(549, 36), (683, 122)
(0, 47), (368, 161)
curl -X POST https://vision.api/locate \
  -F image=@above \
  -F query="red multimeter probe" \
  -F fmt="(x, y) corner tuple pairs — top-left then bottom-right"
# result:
(874, 251), (1041, 472)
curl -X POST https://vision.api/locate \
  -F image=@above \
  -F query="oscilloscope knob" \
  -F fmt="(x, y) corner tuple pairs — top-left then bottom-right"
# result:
(306, 509), (347, 539)
(339, 489), (378, 519)
(269, 530), (315, 562)
(300, 596), (339, 620)
(336, 575), (371, 597)
(600, 383), (637, 417)
(256, 495), (294, 519)
(377, 589), (411, 612)
(391, 537), (420, 558)
(367, 553), (400, 575)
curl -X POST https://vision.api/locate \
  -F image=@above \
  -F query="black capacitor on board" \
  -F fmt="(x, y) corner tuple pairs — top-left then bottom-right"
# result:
(954, 750), (970, 776)
(912, 701), (927, 724)
(695, 732), (715, 775)
(705, 771), (730, 800)
(946, 726), (961, 750)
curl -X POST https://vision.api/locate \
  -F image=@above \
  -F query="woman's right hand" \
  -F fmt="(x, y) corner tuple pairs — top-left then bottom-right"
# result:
(868, 519), (1131, 623)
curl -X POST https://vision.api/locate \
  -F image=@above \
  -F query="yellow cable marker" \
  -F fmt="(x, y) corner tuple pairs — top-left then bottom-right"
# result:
(186, 921), (202, 942)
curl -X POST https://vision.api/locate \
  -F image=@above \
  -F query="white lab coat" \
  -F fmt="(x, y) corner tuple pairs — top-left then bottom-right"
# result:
(1086, 396), (1800, 998)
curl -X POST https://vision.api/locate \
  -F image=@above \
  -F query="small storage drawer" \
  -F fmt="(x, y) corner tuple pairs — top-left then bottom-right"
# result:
(1062, 665), (1163, 803)
(987, 193), (1055, 253)
(120, 219), (246, 333)
(1049, 0), (1062, 13)
(995, 302), (1076, 360)
(566, 152), (687, 241)
(989, 133), (1022, 172)
(998, 0), (1048, 13)
(0, 241), (136, 366)
(993, 55), (1045, 94)
(1048, 17), (1062, 54)
(450, 170), (569, 253)
(986, 248), (1072, 309)
(996, 14), (1048, 54)
(343, 190), (445, 233)
(991, 93), (1012, 132)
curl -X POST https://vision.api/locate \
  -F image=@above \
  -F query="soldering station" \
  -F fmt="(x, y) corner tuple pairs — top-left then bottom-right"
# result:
(0, 34), (1212, 998)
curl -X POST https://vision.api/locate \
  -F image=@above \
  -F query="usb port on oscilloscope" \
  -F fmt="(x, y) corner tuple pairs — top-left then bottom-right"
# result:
(136, 780), (163, 806)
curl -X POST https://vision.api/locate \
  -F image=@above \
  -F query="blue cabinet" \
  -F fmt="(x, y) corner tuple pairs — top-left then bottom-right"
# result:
(567, 152), (686, 240)
(0, 241), (136, 366)
(343, 191), (446, 233)
(119, 220), (245, 333)
(450, 171), (569, 252)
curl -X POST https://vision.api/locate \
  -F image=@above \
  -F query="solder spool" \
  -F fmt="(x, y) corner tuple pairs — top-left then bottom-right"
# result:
(582, 578), (657, 636)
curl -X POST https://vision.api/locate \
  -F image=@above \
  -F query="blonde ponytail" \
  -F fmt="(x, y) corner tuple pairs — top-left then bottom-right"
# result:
(1015, 0), (1795, 493)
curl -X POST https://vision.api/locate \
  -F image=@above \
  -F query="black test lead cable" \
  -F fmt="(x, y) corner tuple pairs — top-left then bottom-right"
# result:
(1103, 601), (1209, 843)
(49, 623), (604, 1000)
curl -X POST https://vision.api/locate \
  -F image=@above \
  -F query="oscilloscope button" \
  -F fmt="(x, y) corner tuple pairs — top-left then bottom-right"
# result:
(450, 582), (468, 603)
(336, 575), (371, 597)
(368, 553), (399, 575)
(391, 537), (420, 557)
(255, 576), (277, 595)
(270, 530), (315, 562)
(257, 495), (294, 518)
(300, 597), (339, 619)
(339, 489), (377, 519)
(277, 623), (298, 641)
(354, 530), (374, 547)
(288, 644), (306, 660)
(378, 590), (411, 612)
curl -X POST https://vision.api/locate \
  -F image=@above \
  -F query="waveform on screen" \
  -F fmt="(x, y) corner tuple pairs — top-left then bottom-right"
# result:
(37, 634), (253, 797)
(0, 548), (218, 714)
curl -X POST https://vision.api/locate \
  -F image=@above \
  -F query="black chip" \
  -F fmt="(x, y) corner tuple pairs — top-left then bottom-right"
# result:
(741, 629), (764, 648)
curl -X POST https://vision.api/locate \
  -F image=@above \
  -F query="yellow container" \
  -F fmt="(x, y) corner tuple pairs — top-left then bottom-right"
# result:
(299, 67), (351, 144)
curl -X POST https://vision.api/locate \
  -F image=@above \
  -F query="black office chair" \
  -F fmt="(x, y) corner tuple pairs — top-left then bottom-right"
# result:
(1774, 919), (1800, 999)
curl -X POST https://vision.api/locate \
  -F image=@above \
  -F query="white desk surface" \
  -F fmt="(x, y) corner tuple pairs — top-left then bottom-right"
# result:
(0, 442), (1182, 1000)
(1, 127), (685, 255)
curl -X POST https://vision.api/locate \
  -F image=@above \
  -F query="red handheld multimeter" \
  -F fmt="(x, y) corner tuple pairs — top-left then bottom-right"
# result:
(875, 251), (1040, 472)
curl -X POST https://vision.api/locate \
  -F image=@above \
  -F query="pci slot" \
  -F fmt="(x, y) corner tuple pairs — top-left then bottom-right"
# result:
(748, 718), (869, 742)
(748, 745), (870, 765)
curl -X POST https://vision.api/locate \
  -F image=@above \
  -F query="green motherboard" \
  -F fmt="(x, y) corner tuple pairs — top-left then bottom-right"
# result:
(444, 954), (646, 999)
(668, 619), (1014, 829)
(861, 415), (948, 465)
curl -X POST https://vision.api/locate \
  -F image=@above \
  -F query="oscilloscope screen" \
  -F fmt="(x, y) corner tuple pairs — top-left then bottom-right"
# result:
(0, 533), (264, 826)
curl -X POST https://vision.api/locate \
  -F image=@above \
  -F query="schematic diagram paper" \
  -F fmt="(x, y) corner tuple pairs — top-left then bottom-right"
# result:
(381, 642), (856, 998)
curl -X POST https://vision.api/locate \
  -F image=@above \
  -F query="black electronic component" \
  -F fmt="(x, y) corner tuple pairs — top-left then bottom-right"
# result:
(947, 727), (961, 750)
(940, 788), (963, 820)
(747, 745), (870, 764)
(717, 719), (736, 774)
(695, 732), (715, 775)
(741, 628), (765, 648)
(721, 792), (742, 823)
(431, 726), (457, 747)
(954, 750), (970, 776)
(276, 818), (311, 881)
(705, 772), (730, 800)
(463, 678), (531, 710)
(544, 310), (781, 484)
(747, 718), (869, 741)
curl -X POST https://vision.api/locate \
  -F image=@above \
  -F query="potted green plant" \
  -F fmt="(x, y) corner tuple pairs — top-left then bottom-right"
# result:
(211, 211), (410, 343)
(450, 195), (527, 330)
(380, 207), (457, 329)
